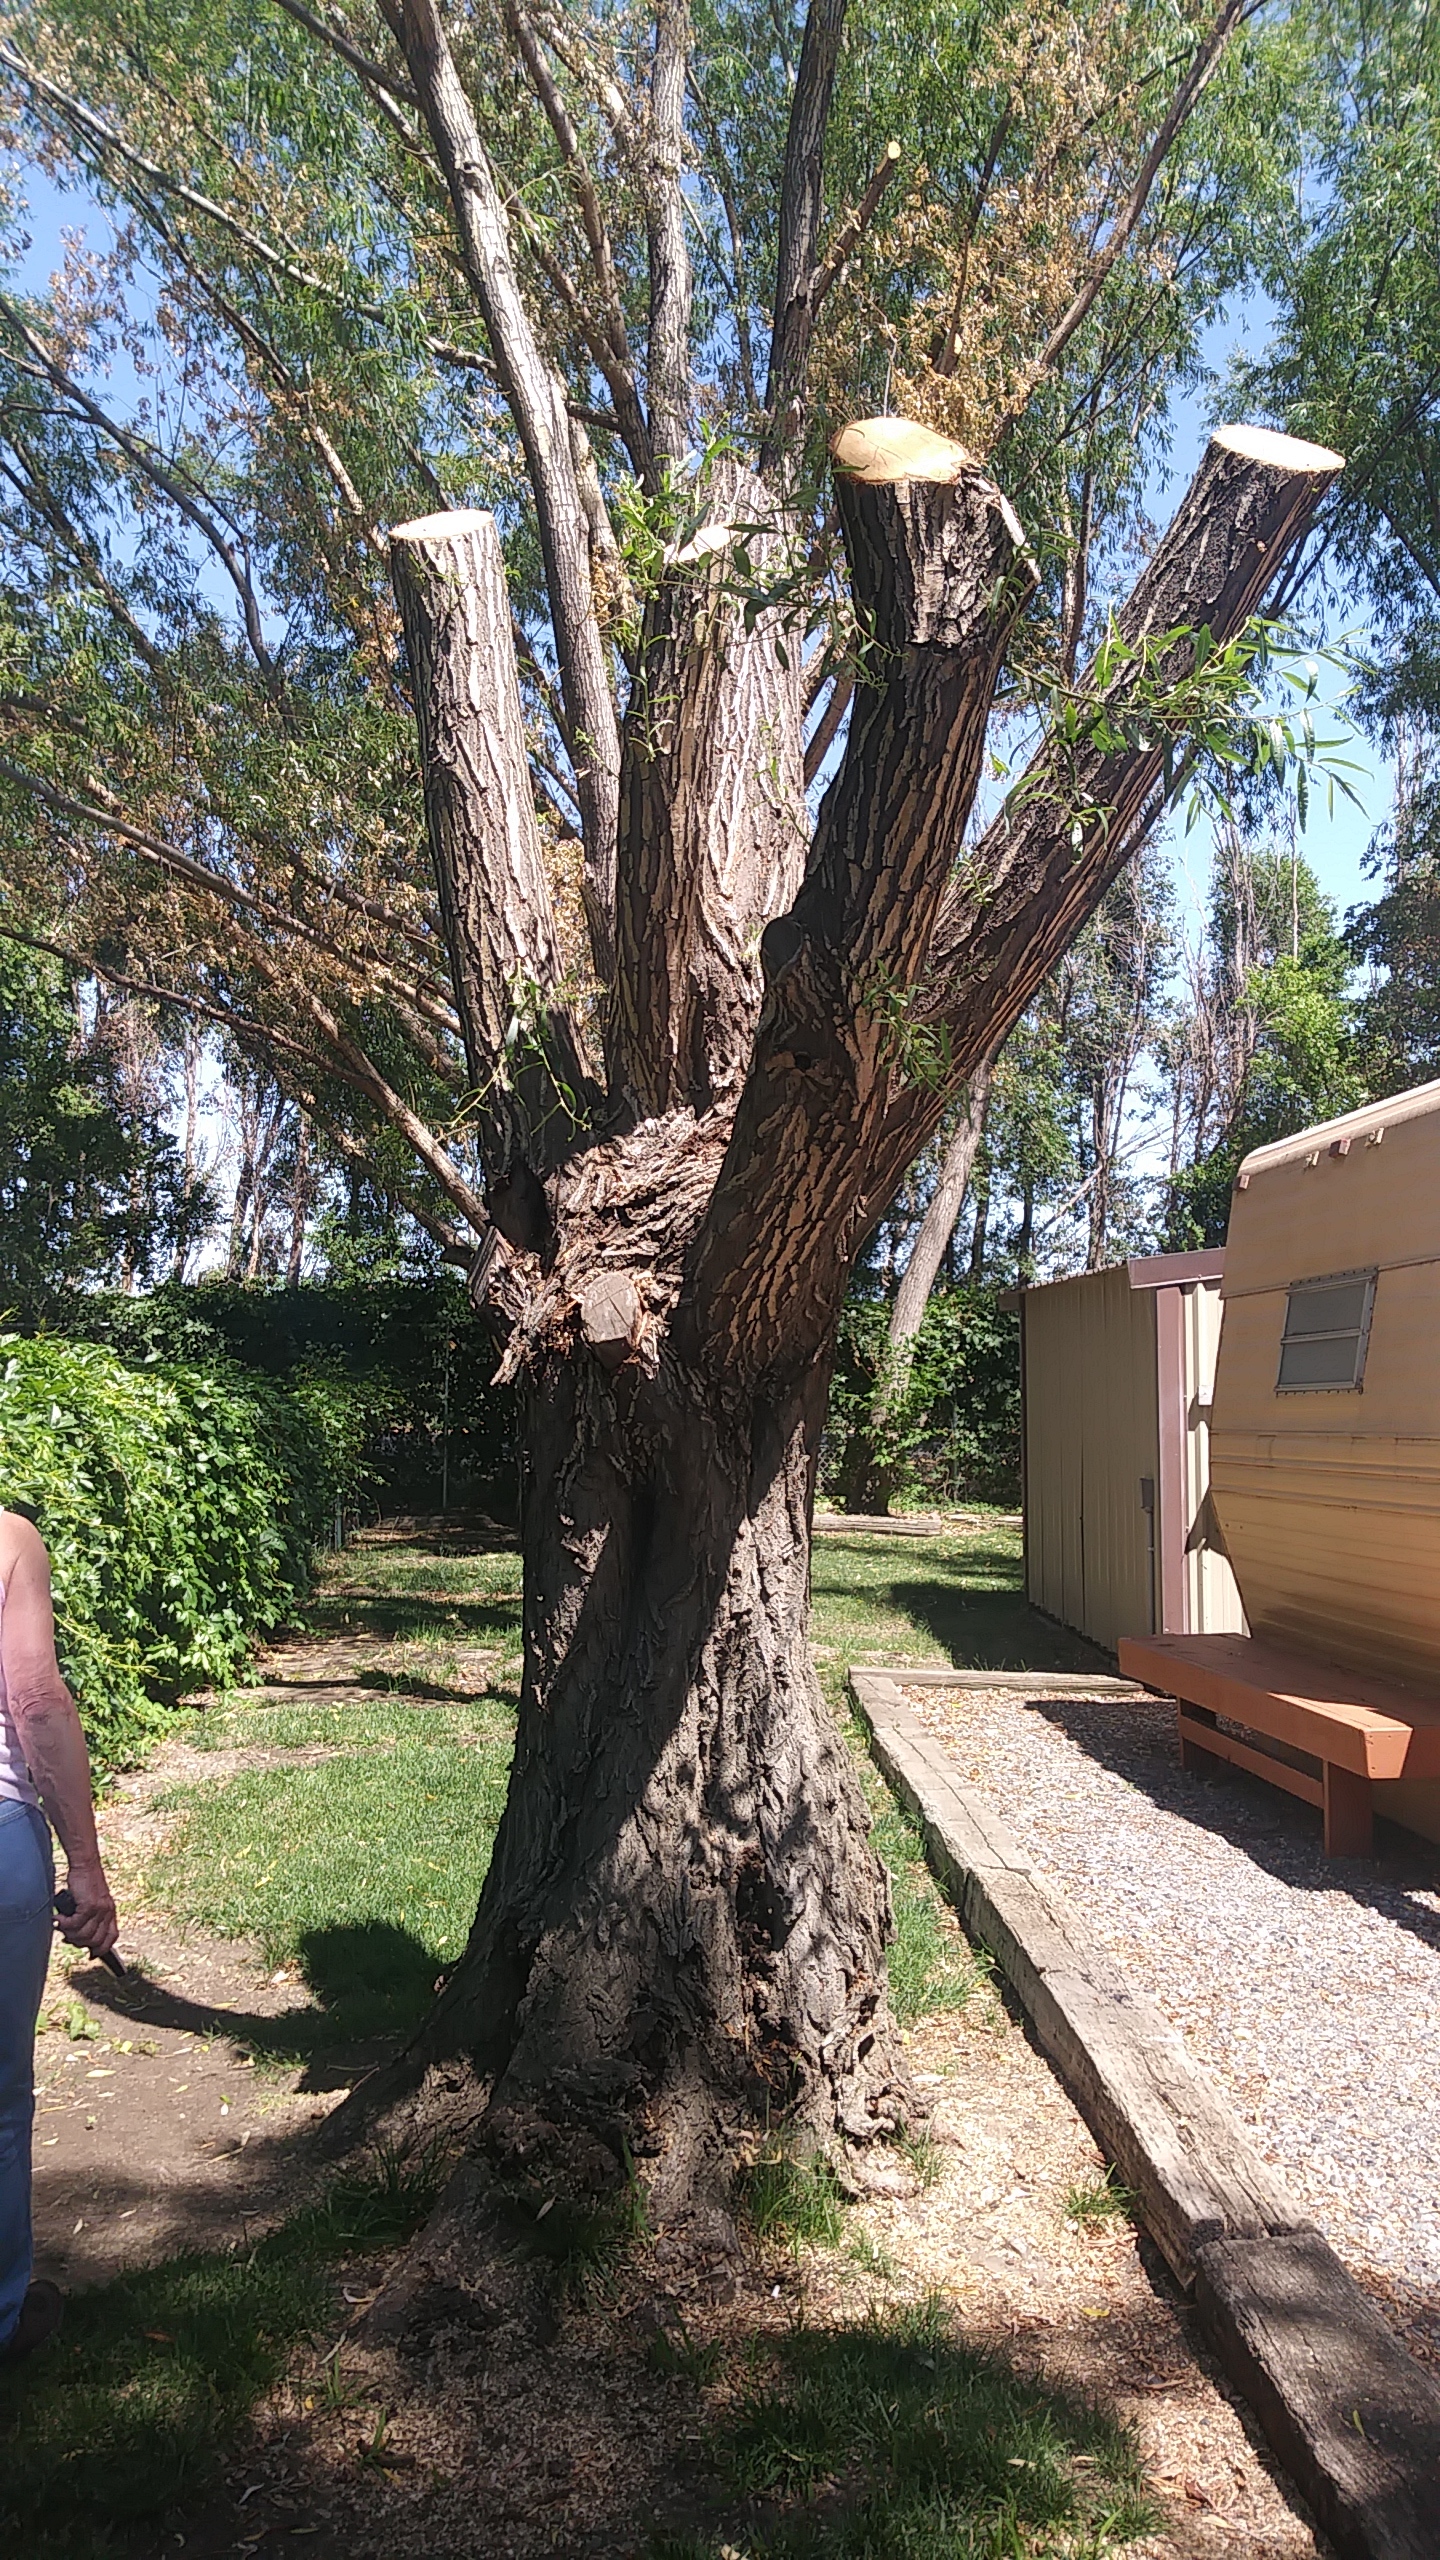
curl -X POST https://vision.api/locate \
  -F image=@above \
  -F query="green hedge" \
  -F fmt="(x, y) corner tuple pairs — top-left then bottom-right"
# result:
(0, 1335), (367, 1769)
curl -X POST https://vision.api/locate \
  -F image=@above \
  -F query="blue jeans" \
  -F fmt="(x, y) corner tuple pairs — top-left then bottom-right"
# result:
(0, 1800), (54, 2347)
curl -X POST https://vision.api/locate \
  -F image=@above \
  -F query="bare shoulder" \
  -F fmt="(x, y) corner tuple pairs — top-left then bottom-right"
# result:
(0, 1511), (50, 1586)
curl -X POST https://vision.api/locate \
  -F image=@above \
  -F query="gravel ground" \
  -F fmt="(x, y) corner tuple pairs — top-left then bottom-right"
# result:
(906, 1680), (1440, 2370)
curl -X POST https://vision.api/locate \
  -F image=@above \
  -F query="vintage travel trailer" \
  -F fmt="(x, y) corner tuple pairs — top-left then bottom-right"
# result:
(1019, 1252), (1245, 1654)
(1122, 1078), (1440, 1853)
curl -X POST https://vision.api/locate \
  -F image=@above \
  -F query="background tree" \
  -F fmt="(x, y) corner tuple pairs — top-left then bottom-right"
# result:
(0, 0), (1346, 2235)
(1162, 828), (1362, 1243)
(0, 940), (214, 1314)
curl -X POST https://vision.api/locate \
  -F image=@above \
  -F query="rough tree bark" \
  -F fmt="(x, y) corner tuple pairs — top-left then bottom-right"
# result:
(353, 418), (1341, 2238)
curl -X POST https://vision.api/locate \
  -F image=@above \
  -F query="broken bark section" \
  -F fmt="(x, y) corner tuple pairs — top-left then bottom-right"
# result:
(391, 508), (597, 1198)
(610, 463), (806, 1116)
(684, 421), (1035, 1385)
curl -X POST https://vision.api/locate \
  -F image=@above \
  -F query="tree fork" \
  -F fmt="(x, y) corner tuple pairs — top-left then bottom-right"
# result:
(684, 419), (1036, 1384)
(869, 423), (1346, 1220)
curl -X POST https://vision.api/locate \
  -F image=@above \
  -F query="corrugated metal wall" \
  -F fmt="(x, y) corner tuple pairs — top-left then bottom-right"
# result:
(1024, 1264), (1160, 1651)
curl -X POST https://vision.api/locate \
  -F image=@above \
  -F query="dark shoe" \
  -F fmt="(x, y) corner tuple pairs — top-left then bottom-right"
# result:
(0, 2280), (64, 2365)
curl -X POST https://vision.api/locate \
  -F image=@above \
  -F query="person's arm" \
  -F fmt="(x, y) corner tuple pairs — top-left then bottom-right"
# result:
(1, 1517), (118, 1958)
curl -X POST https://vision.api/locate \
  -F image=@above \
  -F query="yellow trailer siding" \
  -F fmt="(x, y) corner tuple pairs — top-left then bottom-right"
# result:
(1211, 1076), (1440, 1843)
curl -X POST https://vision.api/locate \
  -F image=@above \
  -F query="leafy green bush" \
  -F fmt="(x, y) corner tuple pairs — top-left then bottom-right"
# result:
(0, 1335), (366, 1767)
(823, 1284), (1020, 1512)
(57, 1275), (517, 1519)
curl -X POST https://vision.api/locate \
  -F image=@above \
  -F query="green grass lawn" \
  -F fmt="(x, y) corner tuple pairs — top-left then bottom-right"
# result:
(810, 1525), (1099, 1674)
(1, 1522), (1155, 2559)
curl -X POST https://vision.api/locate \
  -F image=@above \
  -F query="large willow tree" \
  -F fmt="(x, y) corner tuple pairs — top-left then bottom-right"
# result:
(0, 0), (1341, 2213)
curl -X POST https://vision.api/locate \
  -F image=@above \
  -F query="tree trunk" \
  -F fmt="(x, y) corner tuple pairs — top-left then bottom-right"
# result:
(967, 1152), (990, 1279)
(286, 1114), (310, 1286)
(837, 1059), (997, 1518)
(411, 1328), (903, 2213)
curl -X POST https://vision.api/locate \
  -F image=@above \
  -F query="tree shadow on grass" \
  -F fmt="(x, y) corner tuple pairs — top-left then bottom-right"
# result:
(646, 2294), (1157, 2559)
(0, 2139), (447, 2560)
(71, 1918), (442, 2087)
(300, 1592), (522, 1645)
(885, 1570), (1104, 1673)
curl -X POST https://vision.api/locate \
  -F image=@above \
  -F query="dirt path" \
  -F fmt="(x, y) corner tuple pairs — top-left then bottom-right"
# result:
(31, 1607), (508, 2291)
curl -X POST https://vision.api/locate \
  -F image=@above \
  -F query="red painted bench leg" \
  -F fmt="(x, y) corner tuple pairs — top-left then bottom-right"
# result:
(1323, 1763), (1373, 1858)
(1177, 1704), (1225, 1778)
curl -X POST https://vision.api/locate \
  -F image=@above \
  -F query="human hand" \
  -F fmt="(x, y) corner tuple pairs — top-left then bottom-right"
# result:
(57, 1858), (119, 1960)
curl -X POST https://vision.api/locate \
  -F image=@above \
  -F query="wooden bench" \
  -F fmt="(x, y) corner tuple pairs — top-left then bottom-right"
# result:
(1117, 1631), (1440, 1857)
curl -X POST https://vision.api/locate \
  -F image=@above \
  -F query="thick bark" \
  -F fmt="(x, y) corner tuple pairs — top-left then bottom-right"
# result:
(684, 423), (1035, 1384)
(428, 1349), (901, 2208)
(391, 508), (597, 1202)
(610, 465), (807, 1114)
(366, 1111), (905, 2208)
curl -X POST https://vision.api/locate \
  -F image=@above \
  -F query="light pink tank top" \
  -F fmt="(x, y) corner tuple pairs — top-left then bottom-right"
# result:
(0, 1578), (42, 1809)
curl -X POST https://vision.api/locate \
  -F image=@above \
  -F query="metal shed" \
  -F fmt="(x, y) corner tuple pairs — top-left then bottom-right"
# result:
(1018, 1250), (1245, 1654)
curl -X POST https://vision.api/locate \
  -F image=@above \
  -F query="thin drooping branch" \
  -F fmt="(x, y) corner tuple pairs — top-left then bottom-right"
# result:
(999, 0), (1247, 433)
(0, 445), (169, 682)
(0, 297), (279, 680)
(803, 666), (853, 784)
(644, 0), (694, 469)
(810, 139), (902, 315)
(887, 1052), (995, 1355)
(761, 0), (848, 470)
(391, 508), (599, 1224)
(380, 0), (620, 954)
(268, 0), (420, 113)
(931, 103), (1014, 375)
(684, 419), (1036, 1378)
(0, 915), (487, 1237)
(0, 752), (443, 994)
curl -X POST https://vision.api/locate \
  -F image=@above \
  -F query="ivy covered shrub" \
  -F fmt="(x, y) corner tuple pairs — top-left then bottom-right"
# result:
(0, 1335), (367, 1768)
(822, 1284), (1021, 1514)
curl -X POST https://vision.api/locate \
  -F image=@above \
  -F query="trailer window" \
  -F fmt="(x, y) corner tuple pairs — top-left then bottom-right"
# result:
(1276, 1270), (1376, 1391)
